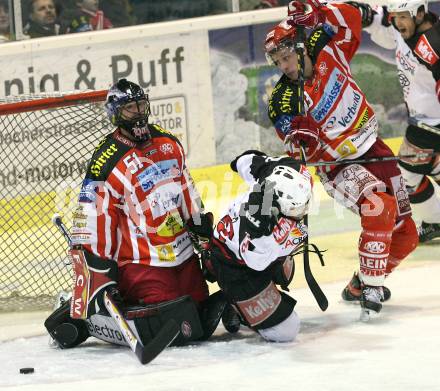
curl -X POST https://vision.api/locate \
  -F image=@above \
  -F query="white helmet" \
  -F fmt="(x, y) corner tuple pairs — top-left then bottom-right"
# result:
(387, 0), (428, 17)
(265, 165), (313, 220)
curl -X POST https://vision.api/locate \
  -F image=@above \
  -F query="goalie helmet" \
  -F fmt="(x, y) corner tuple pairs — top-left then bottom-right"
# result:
(265, 165), (313, 220)
(105, 79), (151, 142)
(387, 0), (428, 17)
(264, 20), (297, 65)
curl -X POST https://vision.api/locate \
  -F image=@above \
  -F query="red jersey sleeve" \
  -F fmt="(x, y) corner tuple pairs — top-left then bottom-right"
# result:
(322, 2), (363, 63)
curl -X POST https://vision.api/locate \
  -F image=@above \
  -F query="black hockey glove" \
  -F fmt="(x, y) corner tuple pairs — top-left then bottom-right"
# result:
(186, 212), (214, 253)
(230, 150), (267, 172)
(242, 181), (279, 240)
(346, 1), (376, 27)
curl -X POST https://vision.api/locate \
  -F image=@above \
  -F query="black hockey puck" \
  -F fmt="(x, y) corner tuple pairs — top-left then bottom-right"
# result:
(19, 367), (34, 374)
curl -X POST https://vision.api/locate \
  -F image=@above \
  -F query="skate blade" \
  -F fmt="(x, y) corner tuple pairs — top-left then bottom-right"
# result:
(359, 308), (380, 322)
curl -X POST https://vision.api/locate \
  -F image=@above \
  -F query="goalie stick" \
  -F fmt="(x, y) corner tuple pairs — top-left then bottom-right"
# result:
(52, 214), (180, 365)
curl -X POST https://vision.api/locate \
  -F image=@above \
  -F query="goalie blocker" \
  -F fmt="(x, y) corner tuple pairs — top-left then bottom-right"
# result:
(45, 248), (226, 349)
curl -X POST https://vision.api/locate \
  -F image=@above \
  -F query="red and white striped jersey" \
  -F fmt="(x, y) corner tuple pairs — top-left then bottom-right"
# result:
(72, 124), (200, 268)
(269, 3), (378, 165)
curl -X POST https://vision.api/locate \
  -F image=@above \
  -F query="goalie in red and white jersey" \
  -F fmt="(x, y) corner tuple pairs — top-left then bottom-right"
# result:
(45, 79), (225, 350)
(265, 1), (419, 319)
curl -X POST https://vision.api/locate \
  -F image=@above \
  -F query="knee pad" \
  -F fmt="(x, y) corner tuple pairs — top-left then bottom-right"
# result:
(44, 300), (90, 349)
(258, 310), (300, 343)
(361, 192), (397, 231)
(234, 286), (297, 331)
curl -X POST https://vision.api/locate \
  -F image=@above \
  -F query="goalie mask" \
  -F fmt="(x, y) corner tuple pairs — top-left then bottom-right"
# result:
(265, 165), (313, 220)
(105, 79), (151, 142)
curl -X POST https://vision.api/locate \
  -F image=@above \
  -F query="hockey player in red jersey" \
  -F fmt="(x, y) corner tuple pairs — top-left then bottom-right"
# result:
(265, 1), (419, 319)
(347, 0), (440, 243)
(45, 79), (224, 350)
(207, 150), (312, 341)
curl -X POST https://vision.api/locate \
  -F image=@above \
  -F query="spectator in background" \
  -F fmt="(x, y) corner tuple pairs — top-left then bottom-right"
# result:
(66, 0), (112, 33)
(23, 0), (64, 38)
(0, 0), (11, 42)
(131, 0), (211, 24)
(255, 0), (279, 9)
(101, 0), (133, 28)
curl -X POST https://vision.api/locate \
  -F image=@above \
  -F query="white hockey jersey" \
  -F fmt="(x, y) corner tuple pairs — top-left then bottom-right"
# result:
(365, 8), (440, 126)
(212, 152), (309, 271)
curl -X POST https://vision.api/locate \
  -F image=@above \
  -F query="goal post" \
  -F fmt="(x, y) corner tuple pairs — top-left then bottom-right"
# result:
(0, 90), (110, 312)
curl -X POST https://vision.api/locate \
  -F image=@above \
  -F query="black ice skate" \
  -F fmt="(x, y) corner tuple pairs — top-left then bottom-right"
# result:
(341, 272), (391, 302)
(418, 221), (440, 243)
(360, 285), (384, 322)
(222, 303), (241, 334)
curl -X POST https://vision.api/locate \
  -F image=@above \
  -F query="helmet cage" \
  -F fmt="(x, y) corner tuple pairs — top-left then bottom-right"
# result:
(105, 79), (152, 142)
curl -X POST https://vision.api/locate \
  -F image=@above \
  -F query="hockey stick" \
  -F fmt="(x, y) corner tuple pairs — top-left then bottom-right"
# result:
(307, 152), (439, 167)
(299, 145), (329, 311)
(52, 214), (180, 365)
(408, 118), (440, 136)
(103, 291), (179, 365)
(292, 3), (328, 311)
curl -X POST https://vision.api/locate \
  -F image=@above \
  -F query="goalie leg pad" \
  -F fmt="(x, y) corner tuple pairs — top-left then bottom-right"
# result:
(125, 295), (204, 347)
(44, 299), (90, 349)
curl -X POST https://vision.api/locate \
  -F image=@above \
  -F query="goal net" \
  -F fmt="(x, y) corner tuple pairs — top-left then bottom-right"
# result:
(0, 90), (110, 312)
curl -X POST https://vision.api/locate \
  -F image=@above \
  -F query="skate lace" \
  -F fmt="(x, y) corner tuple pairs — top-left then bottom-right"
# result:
(363, 287), (384, 303)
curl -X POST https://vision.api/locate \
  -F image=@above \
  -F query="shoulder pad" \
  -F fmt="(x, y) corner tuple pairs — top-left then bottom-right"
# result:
(149, 124), (183, 147)
(306, 25), (333, 63)
(87, 134), (131, 180)
(268, 75), (299, 123)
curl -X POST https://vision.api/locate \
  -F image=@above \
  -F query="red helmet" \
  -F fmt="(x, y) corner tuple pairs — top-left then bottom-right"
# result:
(264, 20), (297, 64)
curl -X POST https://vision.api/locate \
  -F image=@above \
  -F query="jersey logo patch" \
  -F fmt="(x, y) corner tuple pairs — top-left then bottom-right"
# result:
(137, 159), (180, 192)
(414, 35), (439, 65)
(310, 68), (346, 122)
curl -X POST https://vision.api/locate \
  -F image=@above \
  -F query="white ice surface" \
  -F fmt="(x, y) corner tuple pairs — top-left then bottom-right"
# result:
(1, 261), (440, 391)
